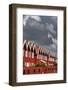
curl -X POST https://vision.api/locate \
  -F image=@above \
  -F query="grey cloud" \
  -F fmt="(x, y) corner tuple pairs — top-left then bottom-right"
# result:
(45, 23), (56, 34)
(51, 16), (57, 24)
(23, 15), (57, 56)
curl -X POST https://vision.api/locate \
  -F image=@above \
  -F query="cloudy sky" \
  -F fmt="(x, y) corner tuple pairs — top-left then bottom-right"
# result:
(23, 15), (57, 57)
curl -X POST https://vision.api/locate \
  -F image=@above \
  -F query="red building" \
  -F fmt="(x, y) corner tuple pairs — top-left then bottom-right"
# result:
(23, 40), (57, 74)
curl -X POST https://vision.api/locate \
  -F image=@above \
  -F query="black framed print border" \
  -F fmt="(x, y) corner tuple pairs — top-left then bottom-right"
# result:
(9, 4), (66, 86)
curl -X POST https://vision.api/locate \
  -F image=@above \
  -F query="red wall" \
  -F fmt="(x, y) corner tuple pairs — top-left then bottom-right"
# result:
(23, 66), (57, 75)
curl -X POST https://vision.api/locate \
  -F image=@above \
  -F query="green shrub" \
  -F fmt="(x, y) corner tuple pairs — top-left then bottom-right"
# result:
(35, 62), (46, 67)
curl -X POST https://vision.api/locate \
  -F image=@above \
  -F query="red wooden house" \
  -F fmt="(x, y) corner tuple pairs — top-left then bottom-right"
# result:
(23, 40), (57, 74)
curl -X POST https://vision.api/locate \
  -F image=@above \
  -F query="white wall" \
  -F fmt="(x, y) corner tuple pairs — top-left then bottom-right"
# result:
(0, 0), (68, 90)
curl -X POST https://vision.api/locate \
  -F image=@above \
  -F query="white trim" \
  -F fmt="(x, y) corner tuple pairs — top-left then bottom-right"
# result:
(16, 8), (64, 82)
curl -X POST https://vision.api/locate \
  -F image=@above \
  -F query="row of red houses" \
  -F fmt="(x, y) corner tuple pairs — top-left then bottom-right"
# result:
(23, 40), (57, 74)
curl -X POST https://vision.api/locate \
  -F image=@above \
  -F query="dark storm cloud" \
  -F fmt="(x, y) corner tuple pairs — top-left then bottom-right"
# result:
(23, 15), (57, 56)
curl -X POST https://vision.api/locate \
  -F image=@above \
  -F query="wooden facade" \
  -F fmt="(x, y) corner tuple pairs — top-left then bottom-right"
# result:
(23, 40), (57, 74)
